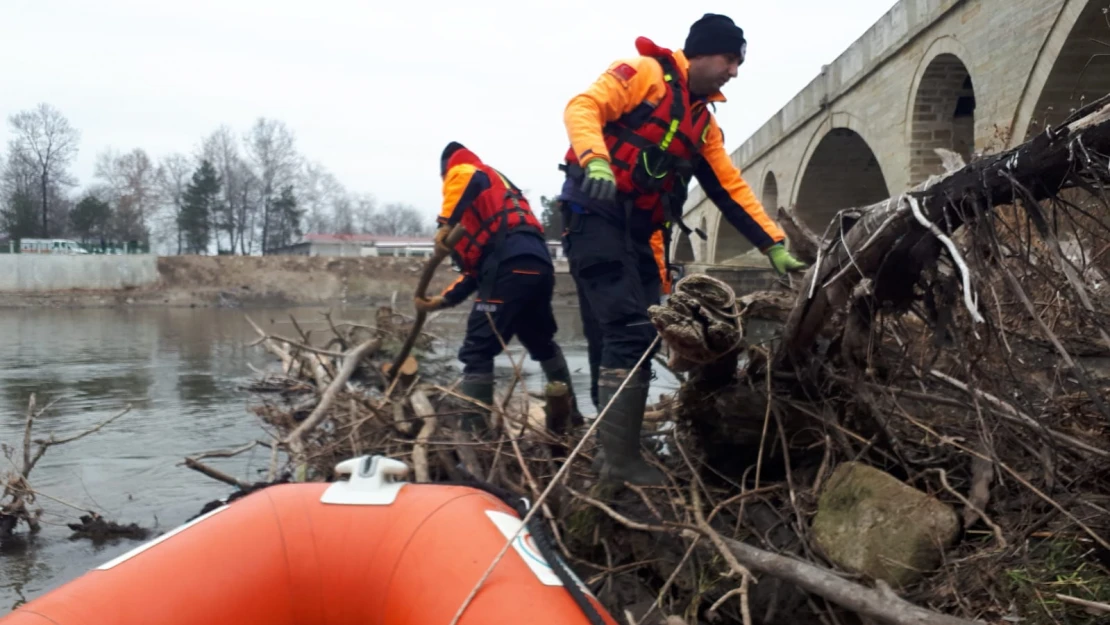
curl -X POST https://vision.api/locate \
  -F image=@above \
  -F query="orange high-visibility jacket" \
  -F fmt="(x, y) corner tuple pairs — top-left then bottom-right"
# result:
(564, 38), (785, 251)
(436, 145), (545, 305)
(650, 230), (671, 295)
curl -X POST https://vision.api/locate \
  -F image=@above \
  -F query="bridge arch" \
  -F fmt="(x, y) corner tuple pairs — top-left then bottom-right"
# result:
(791, 114), (891, 233)
(906, 38), (977, 184)
(1010, 0), (1110, 145)
(762, 170), (780, 211)
(711, 168), (780, 264)
(672, 228), (695, 263)
(696, 216), (709, 261)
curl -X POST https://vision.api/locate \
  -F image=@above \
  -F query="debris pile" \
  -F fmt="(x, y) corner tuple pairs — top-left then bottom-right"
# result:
(198, 99), (1110, 625)
(1, 396), (133, 545)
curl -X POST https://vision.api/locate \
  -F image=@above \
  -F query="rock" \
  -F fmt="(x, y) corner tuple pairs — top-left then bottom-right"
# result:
(811, 462), (959, 587)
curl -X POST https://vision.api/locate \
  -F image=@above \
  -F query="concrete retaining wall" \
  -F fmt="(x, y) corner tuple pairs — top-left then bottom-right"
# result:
(0, 255), (160, 292)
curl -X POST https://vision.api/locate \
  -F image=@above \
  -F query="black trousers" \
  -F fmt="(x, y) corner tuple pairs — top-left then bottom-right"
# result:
(457, 256), (558, 377)
(563, 210), (661, 407)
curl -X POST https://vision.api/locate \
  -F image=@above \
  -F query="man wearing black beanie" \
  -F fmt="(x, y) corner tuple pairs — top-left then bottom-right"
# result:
(556, 14), (806, 487)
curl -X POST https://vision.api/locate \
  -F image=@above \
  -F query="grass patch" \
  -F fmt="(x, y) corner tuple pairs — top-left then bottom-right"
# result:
(1004, 537), (1110, 625)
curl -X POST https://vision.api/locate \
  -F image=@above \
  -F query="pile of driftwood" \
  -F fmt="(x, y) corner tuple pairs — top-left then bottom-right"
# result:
(197, 98), (1110, 625)
(1, 396), (142, 545)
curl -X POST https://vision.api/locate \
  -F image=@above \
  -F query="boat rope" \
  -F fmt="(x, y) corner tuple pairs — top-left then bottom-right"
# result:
(446, 337), (660, 625)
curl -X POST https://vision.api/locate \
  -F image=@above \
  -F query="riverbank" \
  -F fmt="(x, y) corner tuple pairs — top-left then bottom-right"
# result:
(0, 255), (580, 309)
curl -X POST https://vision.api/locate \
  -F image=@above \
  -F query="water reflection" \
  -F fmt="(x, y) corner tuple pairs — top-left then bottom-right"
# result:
(0, 303), (677, 613)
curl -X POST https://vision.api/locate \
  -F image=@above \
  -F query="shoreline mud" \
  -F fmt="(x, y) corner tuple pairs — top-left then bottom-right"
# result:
(0, 255), (579, 310)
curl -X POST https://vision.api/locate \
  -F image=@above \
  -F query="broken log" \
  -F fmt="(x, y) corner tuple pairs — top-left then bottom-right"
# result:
(393, 399), (416, 435)
(184, 457), (251, 490)
(410, 389), (437, 483)
(714, 533), (979, 625)
(543, 381), (572, 458)
(776, 206), (821, 265)
(382, 355), (419, 393)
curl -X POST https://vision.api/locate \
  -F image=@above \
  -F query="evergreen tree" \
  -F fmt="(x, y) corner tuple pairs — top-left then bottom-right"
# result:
(1, 190), (39, 241)
(180, 160), (221, 254)
(266, 184), (302, 251)
(538, 195), (563, 238)
(69, 195), (111, 243)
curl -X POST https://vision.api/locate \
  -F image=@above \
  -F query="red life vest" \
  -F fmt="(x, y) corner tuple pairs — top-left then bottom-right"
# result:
(445, 149), (544, 276)
(564, 38), (714, 223)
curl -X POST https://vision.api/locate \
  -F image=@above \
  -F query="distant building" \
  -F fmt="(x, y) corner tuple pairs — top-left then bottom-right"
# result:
(268, 234), (435, 258)
(546, 240), (565, 261)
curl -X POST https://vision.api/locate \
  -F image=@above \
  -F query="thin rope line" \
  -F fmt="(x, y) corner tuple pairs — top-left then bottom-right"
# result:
(448, 334), (662, 625)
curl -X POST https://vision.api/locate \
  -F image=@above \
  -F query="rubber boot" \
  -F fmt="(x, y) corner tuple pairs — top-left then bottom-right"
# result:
(457, 373), (494, 435)
(594, 367), (664, 486)
(539, 346), (585, 428)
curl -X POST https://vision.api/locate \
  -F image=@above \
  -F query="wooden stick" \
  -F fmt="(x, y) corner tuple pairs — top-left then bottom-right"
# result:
(1054, 593), (1110, 614)
(245, 314), (295, 373)
(388, 224), (465, 381)
(711, 533), (981, 625)
(410, 389), (437, 483)
(184, 457), (250, 490)
(928, 369), (1110, 458)
(285, 338), (381, 471)
(392, 400), (415, 435)
(29, 405), (131, 474)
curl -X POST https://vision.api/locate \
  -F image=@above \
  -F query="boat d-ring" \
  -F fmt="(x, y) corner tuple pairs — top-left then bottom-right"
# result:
(320, 455), (410, 506)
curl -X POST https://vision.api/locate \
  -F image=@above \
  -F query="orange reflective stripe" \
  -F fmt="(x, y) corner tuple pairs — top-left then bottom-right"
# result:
(440, 275), (467, 297)
(650, 231), (670, 294)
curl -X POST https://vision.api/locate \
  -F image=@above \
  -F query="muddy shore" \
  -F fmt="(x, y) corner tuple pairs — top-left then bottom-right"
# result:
(0, 255), (579, 309)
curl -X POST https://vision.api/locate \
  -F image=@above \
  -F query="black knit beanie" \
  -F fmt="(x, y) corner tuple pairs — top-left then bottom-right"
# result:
(684, 13), (746, 60)
(440, 141), (465, 177)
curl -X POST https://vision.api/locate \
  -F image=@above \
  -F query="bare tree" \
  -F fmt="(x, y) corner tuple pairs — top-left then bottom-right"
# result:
(201, 126), (246, 254)
(369, 203), (431, 237)
(7, 103), (80, 237)
(1, 152), (42, 239)
(352, 193), (377, 234)
(297, 161), (336, 234)
(1, 150), (38, 200)
(156, 153), (193, 254)
(94, 147), (156, 243)
(246, 118), (300, 253)
(332, 193), (355, 235)
(233, 159), (260, 254)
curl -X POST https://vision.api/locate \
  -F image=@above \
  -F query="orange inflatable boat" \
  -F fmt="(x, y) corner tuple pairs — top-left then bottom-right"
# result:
(2, 455), (618, 625)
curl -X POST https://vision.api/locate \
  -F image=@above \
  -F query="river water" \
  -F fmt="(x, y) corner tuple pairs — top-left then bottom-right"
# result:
(0, 304), (679, 613)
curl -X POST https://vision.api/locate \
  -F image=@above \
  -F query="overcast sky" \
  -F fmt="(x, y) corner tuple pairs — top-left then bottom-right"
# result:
(0, 0), (898, 226)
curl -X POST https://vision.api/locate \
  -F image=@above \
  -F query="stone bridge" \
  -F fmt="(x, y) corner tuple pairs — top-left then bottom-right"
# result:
(675, 0), (1110, 266)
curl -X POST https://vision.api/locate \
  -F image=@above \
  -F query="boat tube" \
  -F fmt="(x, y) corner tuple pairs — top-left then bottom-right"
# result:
(2, 455), (617, 625)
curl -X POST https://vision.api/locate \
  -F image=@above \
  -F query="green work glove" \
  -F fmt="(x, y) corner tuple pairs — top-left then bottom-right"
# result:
(580, 158), (617, 202)
(766, 242), (807, 275)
